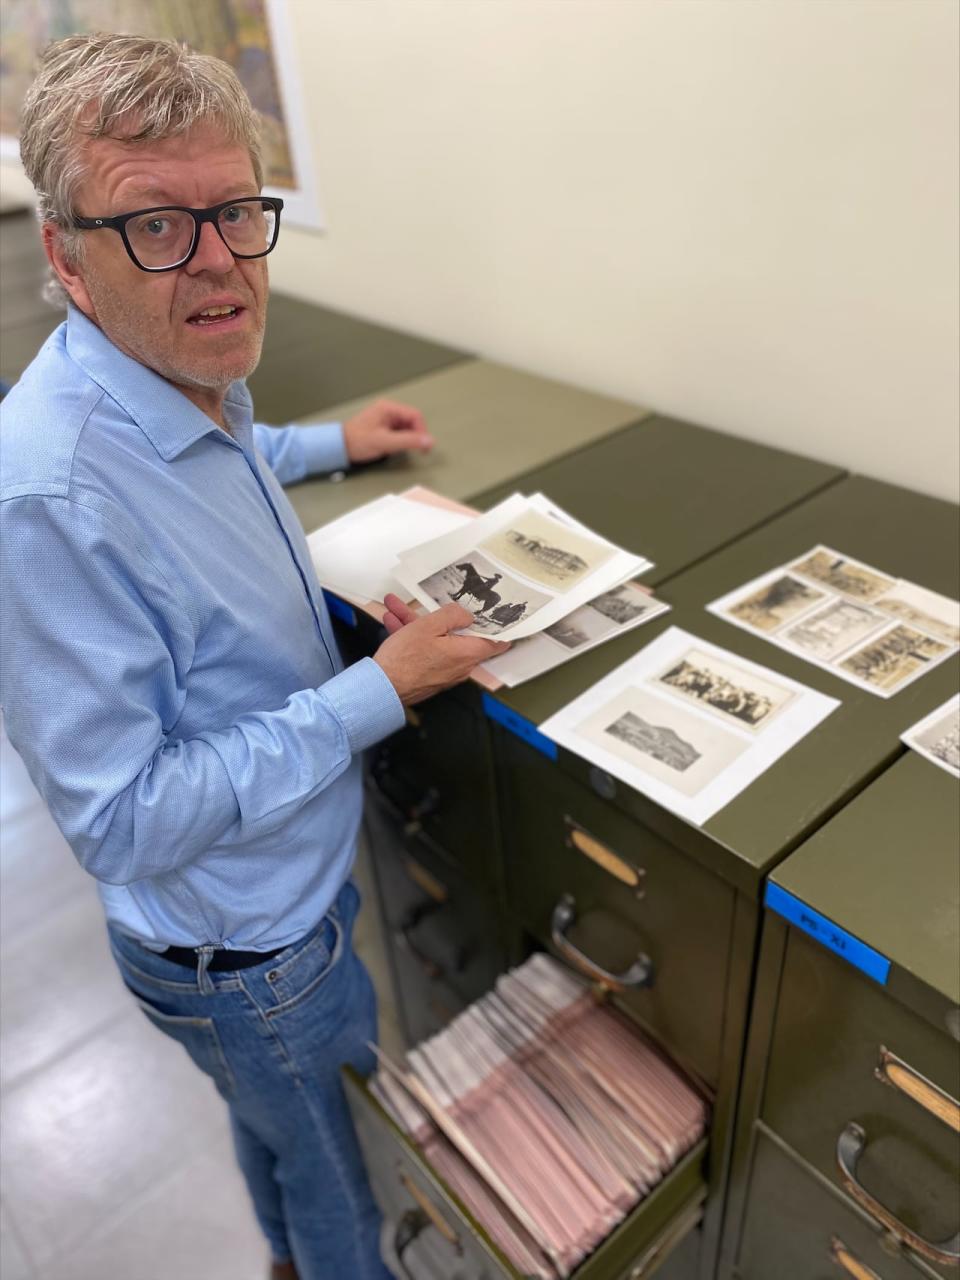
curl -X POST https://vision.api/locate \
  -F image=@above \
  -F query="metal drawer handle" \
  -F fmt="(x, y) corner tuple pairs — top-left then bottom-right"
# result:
(550, 893), (654, 991)
(397, 1170), (461, 1251)
(876, 1047), (960, 1133)
(835, 1123), (960, 1266)
(830, 1236), (882, 1280)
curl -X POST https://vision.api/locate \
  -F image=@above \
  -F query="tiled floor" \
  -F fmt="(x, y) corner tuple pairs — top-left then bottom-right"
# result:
(0, 727), (404, 1280)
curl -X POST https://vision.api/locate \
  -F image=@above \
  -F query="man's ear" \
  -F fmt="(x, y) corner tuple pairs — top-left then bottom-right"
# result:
(42, 223), (96, 317)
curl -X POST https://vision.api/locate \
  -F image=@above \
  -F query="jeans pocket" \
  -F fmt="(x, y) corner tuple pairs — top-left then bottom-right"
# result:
(264, 913), (344, 1020)
(127, 989), (236, 1097)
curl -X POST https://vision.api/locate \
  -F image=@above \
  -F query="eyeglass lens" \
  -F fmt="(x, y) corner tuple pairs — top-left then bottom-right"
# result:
(126, 200), (277, 269)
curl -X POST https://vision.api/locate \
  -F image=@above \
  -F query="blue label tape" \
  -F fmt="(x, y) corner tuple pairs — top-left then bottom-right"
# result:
(765, 882), (891, 985)
(482, 693), (558, 761)
(323, 590), (357, 628)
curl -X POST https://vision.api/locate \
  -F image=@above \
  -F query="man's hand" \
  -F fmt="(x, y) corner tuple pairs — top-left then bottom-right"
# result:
(374, 598), (509, 705)
(343, 399), (435, 465)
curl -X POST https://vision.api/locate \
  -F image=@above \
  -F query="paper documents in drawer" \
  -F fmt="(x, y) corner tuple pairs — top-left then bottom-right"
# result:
(370, 952), (708, 1278)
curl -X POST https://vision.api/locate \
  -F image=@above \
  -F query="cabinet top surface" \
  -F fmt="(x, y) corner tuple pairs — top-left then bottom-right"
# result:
(772, 751), (960, 1004)
(501, 474), (959, 887)
(284, 359), (645, 528)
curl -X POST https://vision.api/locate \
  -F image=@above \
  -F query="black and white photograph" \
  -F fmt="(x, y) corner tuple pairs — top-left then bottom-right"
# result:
(480, 509), (616, 593)
(726, 574), (826, 632)
(782, 599), (887, 661)
(588, 581), (658, 626)
(418, 552), (551, 634)
(903, 695), (960, 777)
(873, 582), (960, 647)
(574, 686), (750, 798)
(543, 581), (662, 649)
(838, 625), (951, 693)
(790, 547), (896, 602)
(654, 647), (796, 730)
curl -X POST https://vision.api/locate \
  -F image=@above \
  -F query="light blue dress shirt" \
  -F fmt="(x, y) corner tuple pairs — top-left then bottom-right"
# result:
(0, 307), (405, 950)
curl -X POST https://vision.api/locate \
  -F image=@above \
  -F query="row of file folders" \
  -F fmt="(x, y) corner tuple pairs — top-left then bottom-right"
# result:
(371, 953), (709, 1278)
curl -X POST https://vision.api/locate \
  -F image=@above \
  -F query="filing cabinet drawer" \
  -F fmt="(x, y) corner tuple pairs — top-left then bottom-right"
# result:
(344, 1062), (708, 1280)
(364, 782), (508, 1046)
(496, 736), (735, 1088)
(737, 1128), (942, 1280)
(762, 929), (960, 1273)
(370, 686), (499, 889)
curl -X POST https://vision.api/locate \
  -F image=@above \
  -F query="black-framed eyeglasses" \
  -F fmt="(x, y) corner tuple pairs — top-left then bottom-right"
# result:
(72, 196), (284, 272)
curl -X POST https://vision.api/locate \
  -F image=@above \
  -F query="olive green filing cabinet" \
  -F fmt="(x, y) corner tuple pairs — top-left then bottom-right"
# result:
(282, 359), (647, 530)
(331, 414), (843, 1046)
(247, 291), (469, 423)
(720, 751), (959, 1280)
(485, 475), (958, 1277)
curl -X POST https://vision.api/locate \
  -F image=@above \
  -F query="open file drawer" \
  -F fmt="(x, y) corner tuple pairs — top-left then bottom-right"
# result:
(343, 974), (711, 1280)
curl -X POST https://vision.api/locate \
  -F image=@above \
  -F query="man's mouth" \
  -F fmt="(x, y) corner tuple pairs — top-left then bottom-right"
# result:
(186, 304), (245, 327)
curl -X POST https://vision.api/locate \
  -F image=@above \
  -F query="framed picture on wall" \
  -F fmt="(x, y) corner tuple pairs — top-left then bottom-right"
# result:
(0, 0), (324, 230)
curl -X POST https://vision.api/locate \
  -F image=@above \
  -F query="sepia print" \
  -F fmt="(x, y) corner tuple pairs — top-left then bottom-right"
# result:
(790, 547), (895, 602)
(873, 583), (960, 647)
(480, 509), (616, 593)
(782, 599), (886, 662)
(727, 574), (826, 632)
(914, 708), (960, 775)
(655, 648), (796, 730)
(838, 625), (950, 692)
(418, 553), (551, 634)
(575, 687), (749, 797)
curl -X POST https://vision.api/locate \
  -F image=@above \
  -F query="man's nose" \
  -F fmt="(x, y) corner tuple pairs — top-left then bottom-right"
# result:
(186, 219), (235, 275)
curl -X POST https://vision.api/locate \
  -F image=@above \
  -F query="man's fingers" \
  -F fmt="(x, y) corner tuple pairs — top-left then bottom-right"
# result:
(433, 602), (476, 632)
(383, 593), (418, 625)
(382, 611), (405, 635)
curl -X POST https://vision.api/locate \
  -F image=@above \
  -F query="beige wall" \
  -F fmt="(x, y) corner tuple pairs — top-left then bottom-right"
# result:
(3, 0), (958, 500)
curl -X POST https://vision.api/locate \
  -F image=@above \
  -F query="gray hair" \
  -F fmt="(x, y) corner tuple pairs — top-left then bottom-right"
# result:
(19, 33), (265, 307)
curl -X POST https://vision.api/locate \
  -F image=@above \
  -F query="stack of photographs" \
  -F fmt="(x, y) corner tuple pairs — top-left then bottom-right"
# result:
(901, 694), (960, 778)
(370, 953), (707, 1279)
(393, 492), (653, 642)
(708, 546), (959, 697)
(539, 628), (840, 826)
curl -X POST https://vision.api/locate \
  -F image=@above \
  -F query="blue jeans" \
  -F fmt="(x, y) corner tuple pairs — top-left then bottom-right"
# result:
(108, 880), (392, 1280)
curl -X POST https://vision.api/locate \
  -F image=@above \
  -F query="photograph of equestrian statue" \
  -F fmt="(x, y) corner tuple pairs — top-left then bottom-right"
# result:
(418, 553), (552, 633)
(480, 509), (616, 593)
(654, 647), (796, 731)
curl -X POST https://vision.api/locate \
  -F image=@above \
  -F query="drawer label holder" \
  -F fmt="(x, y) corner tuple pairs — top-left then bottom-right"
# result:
(765, 882), (891, 985)
(482, 693), (558, 760)
(323, 590), (357, 628)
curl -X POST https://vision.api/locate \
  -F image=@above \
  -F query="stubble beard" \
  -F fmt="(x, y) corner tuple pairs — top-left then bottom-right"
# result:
(84, 275), (266, 392)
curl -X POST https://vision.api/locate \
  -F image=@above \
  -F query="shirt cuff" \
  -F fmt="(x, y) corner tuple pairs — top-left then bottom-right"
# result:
(297, 422), (350, 476)
(319, 656), (405, 754)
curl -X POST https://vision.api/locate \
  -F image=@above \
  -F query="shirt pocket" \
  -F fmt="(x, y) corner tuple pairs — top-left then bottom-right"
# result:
(128, 990), (236, 1098)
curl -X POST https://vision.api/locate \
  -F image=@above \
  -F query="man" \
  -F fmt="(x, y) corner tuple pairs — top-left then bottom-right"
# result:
(0, 34), (506, 1280)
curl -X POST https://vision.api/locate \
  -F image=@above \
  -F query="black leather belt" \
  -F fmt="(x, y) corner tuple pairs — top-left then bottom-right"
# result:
(161, 944), (285, 971)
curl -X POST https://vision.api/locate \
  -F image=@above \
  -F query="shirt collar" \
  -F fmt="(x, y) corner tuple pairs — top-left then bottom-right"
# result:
(65, 305), (254, 461)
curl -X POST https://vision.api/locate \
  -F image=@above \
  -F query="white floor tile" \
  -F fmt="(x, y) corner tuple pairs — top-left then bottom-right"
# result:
(1, 892), (130, 1089)
(1, 1007), (227, 1269)
(39, 1128), (267, 1280)
(0, 1201), (34, 1280)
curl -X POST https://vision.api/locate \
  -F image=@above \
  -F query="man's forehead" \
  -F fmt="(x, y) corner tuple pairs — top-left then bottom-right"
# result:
(78, 127), (257, 208)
